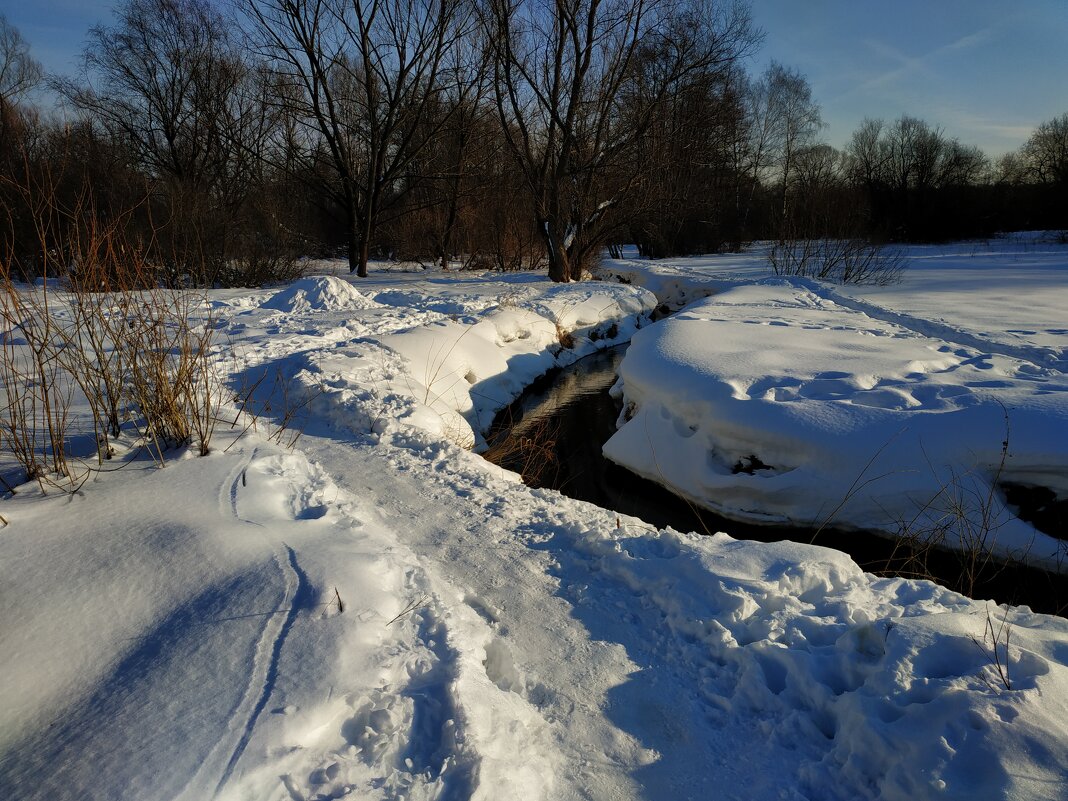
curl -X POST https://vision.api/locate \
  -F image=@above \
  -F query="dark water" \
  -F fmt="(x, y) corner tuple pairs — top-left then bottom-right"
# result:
(486, 346), (1066, 616)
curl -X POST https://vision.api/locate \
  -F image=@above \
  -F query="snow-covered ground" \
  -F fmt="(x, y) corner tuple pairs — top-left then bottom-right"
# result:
(601, 236), (1068, 570)
(2, 244), (1068, 801)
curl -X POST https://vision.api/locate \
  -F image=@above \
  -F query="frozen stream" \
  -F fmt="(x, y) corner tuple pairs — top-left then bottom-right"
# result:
(486, 345), (1066, 615)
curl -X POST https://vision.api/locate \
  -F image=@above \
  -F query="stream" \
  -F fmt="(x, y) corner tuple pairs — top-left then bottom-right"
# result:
(485, 344), (1066, 616)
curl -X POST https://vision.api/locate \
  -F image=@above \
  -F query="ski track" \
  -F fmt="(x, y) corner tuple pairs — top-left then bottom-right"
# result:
(204, 448), (314, 799)
(214, 546), (313, 798)
(216, 443), (483, 801)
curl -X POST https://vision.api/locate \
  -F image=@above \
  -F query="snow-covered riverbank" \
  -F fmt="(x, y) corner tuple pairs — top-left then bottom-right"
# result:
(2, 246), (1067, 800)
(601, 237), (1068, 570)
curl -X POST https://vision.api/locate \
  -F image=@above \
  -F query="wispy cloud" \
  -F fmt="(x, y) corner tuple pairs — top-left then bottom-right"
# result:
(944, 28), (995, 52)
(851, 27), (995, 95)
(936, 108), (1038, 149)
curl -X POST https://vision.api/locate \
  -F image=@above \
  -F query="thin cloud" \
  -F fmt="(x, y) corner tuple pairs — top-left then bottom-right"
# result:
(937, 108), (1038, 146)
(851, 27), (994, 95)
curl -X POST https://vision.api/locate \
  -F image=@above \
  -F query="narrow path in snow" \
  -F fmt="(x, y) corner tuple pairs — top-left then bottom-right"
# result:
(303, 431), (843, 800)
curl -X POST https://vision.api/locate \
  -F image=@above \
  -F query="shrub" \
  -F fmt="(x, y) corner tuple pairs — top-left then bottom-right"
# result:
(768, 237), (906, 285)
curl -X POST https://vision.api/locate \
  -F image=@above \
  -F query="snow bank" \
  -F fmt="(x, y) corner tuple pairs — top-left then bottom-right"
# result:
(604, 257), (1068, 569)
(567, 526), (1068, 800)
(297, 280), (657, 448)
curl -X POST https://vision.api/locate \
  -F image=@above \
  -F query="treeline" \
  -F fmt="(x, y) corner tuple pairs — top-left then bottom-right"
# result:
(1, 2), (1066, 286)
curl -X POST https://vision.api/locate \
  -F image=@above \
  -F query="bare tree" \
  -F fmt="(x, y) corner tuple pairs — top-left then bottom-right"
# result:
(767, 63), (822, 221)
(486, 0), (757, 282)
(845, 115), (995, 240)
(734, 61), (822, 233)
(245, 0), (475, 277)
(937, 140), (988, 188)
(0, 14), (42, 105)
(59, 0), (269, 283)
(630, 66), (746, 257)
(1021, 112), (1068, 187)
(69, 0), (242, 187)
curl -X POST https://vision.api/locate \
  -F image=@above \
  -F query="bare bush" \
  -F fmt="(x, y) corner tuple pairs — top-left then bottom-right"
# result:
(119, 283), (218, 460)
(0, 278), (73, 485)
(227, 366), (323, 450)
(972, 607), (1013, 692)
(768, 237), (906, 285)
(0, 169), (223, 490)
(878, 411), (1011, 598)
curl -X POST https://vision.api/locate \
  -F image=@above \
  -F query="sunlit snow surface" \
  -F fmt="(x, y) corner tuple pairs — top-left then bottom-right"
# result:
(602, 237), (1068, 569)
(1, 246), (1067, 801)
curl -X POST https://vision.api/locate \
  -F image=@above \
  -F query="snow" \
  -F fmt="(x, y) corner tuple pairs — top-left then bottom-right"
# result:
(1, 252), (1067, 800)
(600, 238), (1068, 570)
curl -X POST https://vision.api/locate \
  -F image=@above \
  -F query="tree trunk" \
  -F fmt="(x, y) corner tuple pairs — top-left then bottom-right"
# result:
(438, 188), (460, 270)
(348, 215), (370, 277)
(541, 221), (570, 282)
(356, 238), (369, 278)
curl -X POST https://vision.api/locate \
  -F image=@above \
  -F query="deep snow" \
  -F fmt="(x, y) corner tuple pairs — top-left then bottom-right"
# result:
(1, 243), (1067, 801)
(600, 238), (1068, 570)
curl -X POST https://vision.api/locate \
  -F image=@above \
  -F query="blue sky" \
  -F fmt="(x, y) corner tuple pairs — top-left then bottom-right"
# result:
(4, 0), (1067, 156)
(753, 0), (1068, 155)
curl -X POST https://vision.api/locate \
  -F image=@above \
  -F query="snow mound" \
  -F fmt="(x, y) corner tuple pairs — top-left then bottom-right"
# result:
(299, 285), (657, 450)
(605, 274), (1068, 569)
(261, 276), (384, 313)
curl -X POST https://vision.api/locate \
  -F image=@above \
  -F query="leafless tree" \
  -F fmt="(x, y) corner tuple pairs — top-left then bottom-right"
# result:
(58, 0), (273, 283)
(734, 61), (821, 233)
(629, 66), (746, 256)
(68, 1), (243, 187)
(0, 15), (42, 179)
(845, 114), (991, 240)
(937, 140), (989, 188)
(766, 63), (822, 220)
(0, 14), (42, 105)
(486, 0), (757, 282)
(245, 0), (476, 277)
(1021, 112), (1068, 186)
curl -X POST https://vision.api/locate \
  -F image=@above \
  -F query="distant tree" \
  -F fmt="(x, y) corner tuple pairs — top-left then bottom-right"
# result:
(995, 151), (1027, 185)
(0, 14), (42, 104)
(1021, 112), (1068, 187)
(845, 115), (991, 240)
(765, 63), (822, 221)
(486, 0), (757, 282)
(793, 142), (845, 195)
(245, 0), (476, 277)
(1018, 112), (1068, 229)
(60, 0), (277, 283)
(846, 118), (885, 193)
(937, 140), (989, 188)
(733, 62), (821, 235)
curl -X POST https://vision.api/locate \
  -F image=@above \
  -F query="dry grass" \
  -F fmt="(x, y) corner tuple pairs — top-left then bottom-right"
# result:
(0, 174), (222, 491)
(483, 413), (560, 485)
(880, 410), (1011, 598)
